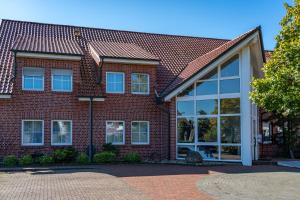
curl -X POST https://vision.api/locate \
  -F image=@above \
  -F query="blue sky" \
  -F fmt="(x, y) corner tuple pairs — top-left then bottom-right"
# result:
(0, 0), (294, 50)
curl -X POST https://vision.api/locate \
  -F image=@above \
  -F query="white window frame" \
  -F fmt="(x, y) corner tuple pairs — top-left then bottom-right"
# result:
(176, 54), (242, 162)
(131, 121), (150, 145)
(105, 120), (125, 145)
(51, 120), (72, 146)
(106, 72), (125, 94)
(22, 67), (44, 91)
(21, 120), (44, 146)
(131, 73), (150, 95)
(51, 69), (73, 92)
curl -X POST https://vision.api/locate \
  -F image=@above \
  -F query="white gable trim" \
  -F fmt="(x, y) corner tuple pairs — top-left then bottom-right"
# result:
(16, 52), (82, 61)
(163, 31), (260, 101)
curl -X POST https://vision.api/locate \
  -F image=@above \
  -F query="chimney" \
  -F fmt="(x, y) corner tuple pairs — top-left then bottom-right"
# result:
(74, 28), (81, 38)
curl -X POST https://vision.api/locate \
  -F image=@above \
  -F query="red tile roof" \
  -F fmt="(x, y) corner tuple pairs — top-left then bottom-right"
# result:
(161, 27), (261, 97)
(0, 19), (229, 95)
(11, 35), (84, 56)
(89, 41), (159, 61)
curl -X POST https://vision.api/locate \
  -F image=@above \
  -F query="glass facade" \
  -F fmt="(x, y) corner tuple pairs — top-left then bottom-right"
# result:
(176, 55), (241, 161)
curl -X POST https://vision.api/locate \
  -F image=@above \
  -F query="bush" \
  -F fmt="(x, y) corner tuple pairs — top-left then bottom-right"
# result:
(19, 155), (33, 166)
(102, 143), (119, 155)
(53, 147), (77, 163)
(39, 155), (54, 165)
(123, 152), (141, 163)
(3, 155), (18, 167)
(76, 153), (89, 164)
(93, 151), (116, 163)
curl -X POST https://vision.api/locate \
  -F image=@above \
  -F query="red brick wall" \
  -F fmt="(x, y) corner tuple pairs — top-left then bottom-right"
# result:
(0, 58), (170, 160)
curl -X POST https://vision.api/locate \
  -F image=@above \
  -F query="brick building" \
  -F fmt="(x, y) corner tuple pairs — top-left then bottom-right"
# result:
(0, 19), (266, 166)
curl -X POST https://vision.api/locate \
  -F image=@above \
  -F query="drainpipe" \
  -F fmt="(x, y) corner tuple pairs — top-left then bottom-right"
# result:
(88, 97), (94, 162)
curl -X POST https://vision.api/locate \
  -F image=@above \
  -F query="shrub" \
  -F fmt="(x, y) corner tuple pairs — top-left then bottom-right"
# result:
(19, 155), (33, 166)
(76, 153), (89, 164)
(123, 152), (141, 163)
(93, 151), (116, 163)
(31, 152), (44, 164)
(39, 155), (54, 165)
(102, 143), (119, 155)
(53, 147), (77, 163)
(3, 155), (18, 167)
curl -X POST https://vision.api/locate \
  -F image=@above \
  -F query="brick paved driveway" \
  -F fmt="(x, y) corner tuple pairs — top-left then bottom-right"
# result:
(0, 164), (298, 200)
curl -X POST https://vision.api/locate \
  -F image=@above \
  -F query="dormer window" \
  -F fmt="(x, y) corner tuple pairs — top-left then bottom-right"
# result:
(22, 67), (44, 91)
(52, 69), (73, 92)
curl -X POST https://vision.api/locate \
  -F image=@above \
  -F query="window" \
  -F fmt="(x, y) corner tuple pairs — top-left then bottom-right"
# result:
(131, 73), (149, 94)
(131, 121), (149, 144)
(176, 54), (241, 161)
(51, 120), (72, 145)
(22, 67), (44, 91)
(106, 72), (124, 93)
(106, 121), (125, 144)
(22, 120), (44, 145)
(52, 69), (73, 92)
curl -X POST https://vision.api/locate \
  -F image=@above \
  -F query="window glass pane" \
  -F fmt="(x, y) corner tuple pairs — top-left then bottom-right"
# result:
(140, 84), (148, 93)
(140, 122), (148, 133)
(177, 146), (194, 159)
(63, 81), (71, 91)
(220, 79), (240, 94)
(132, 132), (139, 143)
(178, 85), (194, 97)
(23, 132), (31, 143)
(34, 78), (43, 89)
(220, 98), (240, 114)
(221, 116), (241, 143)
(221, 146), (241, 160)
(140, 132), (148, 143)
(197, 118), (217, 142)
(196, 99), (218, 115)
(200, 68), (218, 80)
(196, 81), (217, 95)
(177, 118), (194, 143)
(177, 101), (194, 116)
(221, 55), (239, 77)
(24, 77), (34, 89)
(197, 145), (218, 160)
(131, 74), (149, 94)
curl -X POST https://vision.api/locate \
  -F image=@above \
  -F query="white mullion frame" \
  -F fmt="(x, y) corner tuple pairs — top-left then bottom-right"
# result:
(51, 120), (72, 146)
(176, 53), (242, 161)
(21, 120), (44, 146)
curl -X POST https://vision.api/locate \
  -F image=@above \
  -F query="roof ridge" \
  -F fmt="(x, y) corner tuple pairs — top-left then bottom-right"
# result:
(1, 18), (230, 41)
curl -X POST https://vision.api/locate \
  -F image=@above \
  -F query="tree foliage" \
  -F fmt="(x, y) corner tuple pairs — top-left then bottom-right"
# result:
(250, 0), (300, 118)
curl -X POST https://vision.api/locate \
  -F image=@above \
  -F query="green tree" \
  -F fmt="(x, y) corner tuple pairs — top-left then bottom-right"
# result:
(250, 0), (300, 158)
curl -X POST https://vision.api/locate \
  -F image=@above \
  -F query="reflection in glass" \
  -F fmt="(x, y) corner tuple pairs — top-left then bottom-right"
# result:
(221, 146), (241, 160)
(177, 101), (194, 116)
(177, 146), (194, 158)
(220, 98), (240, 114)
(197, 145), (218, 160)
(221, 55), (239, 77)
(178, 85), (195, 97)
(177, 118), (195, 143)
(196, 99), (218, 115)
(221, 116), (241, 143)
(196, 81), (217, 95)
(220, 79), (240, 94)
(198, 118), (217, 142)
